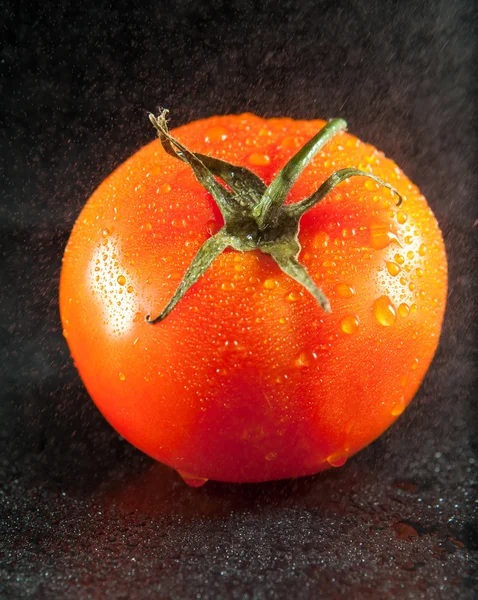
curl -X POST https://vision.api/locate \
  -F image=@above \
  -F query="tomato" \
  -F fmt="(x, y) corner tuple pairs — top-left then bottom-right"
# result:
(60, 111), (447, 485)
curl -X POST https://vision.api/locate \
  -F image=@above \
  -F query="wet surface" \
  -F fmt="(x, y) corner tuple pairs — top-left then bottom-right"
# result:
(1, 0), (476, 598)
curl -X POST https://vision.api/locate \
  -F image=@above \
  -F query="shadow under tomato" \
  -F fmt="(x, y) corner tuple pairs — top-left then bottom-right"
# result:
(97, 456), (370, 522)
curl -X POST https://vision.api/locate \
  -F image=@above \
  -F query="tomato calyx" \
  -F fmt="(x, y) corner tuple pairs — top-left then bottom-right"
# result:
(145, 111), (402, 324)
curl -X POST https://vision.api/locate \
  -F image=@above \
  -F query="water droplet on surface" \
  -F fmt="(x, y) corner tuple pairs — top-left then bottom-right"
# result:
(312, 231), (330, 248)
(159, 183), (172, 194)
(341, 314), (360, 335)
(287, 291), (301, 302)
(404, 235), (413, 245)
(409, 282), (416, 291)
(248, 153), (271, 166)
(133, 312), (141, 322)
(119, 372), (126, 381)
(418, 243), (427, 256)
(364, 179), (379, 191)
(62, 329), (69, 339)
(102, 228), (110, 237)
(221, 281), (235, 291)
(336, 283), (355, 298)
(411, 358), (419, 370)
(172, 218), (188, 229)
(373, 296), (397, 326)
(407, 251), (415, 260)
(177, 471), (208, 488)
(117, 275), (126, 286)
(127, 285), (134, 293)
(398, 303), (410, 318)
(265, 452), (277, 461)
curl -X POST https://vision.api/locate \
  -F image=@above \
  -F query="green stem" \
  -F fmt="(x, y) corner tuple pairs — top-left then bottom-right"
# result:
(145, 112), (402, 324)
(252, 118), (347, 229)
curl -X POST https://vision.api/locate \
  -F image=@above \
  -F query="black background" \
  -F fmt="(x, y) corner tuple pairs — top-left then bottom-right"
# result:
(1, 1), (477, 598)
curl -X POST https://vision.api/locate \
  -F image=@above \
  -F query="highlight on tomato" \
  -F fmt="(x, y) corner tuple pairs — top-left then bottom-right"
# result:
(60, 109), (447, 486)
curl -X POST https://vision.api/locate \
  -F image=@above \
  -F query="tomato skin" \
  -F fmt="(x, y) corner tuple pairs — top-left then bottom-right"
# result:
(60, 114), (447, 483)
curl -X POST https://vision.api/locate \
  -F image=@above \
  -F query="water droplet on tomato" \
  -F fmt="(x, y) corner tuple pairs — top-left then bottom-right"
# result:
(418, 243), (427, 256)
(221, 281), (235, 291)
(117, 275), (126, 286)
(312, 231), (330, 248)
(373, 296), (397, 326)
(340, 314), (360, 335)
(177, 471), (208, 488)
(336, 283), (355, 298)
(172, 218), (188, 229)
(127, 285), (134, 293)
(407, 250), (415, 260)
(404, 235), (413, 245)
(395, 253), (404, 265)
(119, 372), (126, 381)
(370, 224), (400, 249)
(327, 452), (348, 467)
(386, 261), (401, 276)
(398, 303), (410, 318)
(397, 211), (408, 224)
(364, 179), (379, 191)
(133, 312), (141, 322)
(391, 397), (406, 416)
(205, 126), (228, 143)
(248, 153), (270, 166)
(102, 228), (110, 237)
(206, 219), (220, 236)
(62, 329), (69, 339)
(409, 282), (416, 291)
(265, 452), (277, 461)
(263, 278), (278, 290)
(287, 291), (302, 302)
(411, 358), (419, 370)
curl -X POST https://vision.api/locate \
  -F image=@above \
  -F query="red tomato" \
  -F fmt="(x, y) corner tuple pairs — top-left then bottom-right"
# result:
(60, 112), (447, 485)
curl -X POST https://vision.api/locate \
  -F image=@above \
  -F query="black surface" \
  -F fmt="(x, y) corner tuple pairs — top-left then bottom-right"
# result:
(1, 1), (477, 598)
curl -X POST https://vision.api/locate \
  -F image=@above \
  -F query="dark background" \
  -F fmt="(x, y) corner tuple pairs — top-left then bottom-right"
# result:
(1, 0), (477, 598)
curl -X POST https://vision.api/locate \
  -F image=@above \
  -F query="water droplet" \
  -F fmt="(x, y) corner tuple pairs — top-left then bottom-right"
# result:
(172, 218), (188, 229)
(295, 351), (313, 368)
(364, 179), (379, 191)
(411, 358), (419, 370)
(373, 296), (397, 326)
(127, 285), (134, 293)
(395, 253), (404, 265)
(221, 281), (235, 291)
(205, 127), (228, 143)
(336, 283), (355, 298)
(386, 261), (401, 276)
(416, 268), (423, 278)
(158, 183), (172, 194)
(144, 222), (153, 231)
(370, 224), (400, 249)
(206, 219), (220, 236)
(327, 452), (348, 467)
(418, 243), (427, 256)
(287, 291), (301, 302)
(400, 375), (408, 387)
(391, 397), (406, 416)
(133, 312), (141, 322)
(62, 329), (69, 339)
(281, 135), (302, 149)
(410, 304), (418, 313)
(263, 278), (278, 290)
(177, 471), (208, 488)
(398, 303), (410, 318)
(119, 372), (126, 381)
(117, 275), (126, 286)
(341, 314), (360, 335)
(265, 452), (277, 461)
(409, 282), (416, 291)
(404, 235), (413, 245)
(248, 153), (270, 166)
(312, 231), (330, 248)
(133, 338), (139, 347)
(407, 250), (415, 260)
(397, 211), (408, 224)
(102, 228), (110, 237)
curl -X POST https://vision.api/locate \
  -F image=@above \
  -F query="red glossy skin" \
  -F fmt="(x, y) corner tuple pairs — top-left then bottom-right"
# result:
(60, 114), (447, 483)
